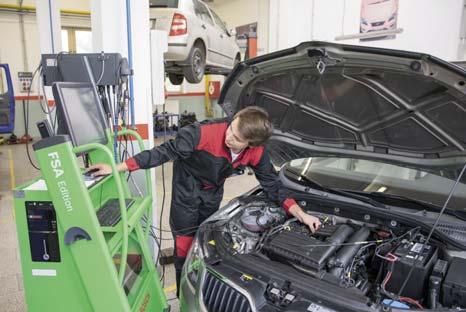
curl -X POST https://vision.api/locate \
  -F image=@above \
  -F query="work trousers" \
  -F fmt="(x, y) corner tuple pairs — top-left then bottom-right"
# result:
(168, 162), (224, 296)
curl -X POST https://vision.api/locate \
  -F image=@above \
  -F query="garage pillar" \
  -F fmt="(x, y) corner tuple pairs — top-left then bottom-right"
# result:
(35, 0), (62, 54)
(91, 0), (160, 260)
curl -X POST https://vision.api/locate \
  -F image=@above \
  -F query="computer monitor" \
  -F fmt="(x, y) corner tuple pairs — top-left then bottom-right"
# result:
(52, 82), (108, 147)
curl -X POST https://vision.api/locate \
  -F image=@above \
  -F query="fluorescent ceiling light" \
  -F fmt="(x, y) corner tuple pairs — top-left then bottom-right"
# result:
(335, 28), (403, 41)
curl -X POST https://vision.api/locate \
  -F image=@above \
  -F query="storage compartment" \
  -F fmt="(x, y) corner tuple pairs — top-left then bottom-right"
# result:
(26, 201), (61, 262)
(442, 257), (466, 308)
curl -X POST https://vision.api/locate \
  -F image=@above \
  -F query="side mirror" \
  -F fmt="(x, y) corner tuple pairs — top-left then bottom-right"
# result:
(229, 28), (237, 37)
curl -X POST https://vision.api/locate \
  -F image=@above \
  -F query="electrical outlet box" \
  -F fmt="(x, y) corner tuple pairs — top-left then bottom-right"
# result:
(18, 71), (33, 93)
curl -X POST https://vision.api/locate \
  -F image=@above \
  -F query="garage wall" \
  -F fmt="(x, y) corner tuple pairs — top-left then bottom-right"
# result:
(268, 0), (313, 53)
(0, 1), (91, 92)
(164, 76), (227, 122)
(268, 0), (466, 61)
(0, 0), (89, 9)
(155, 95), (225, 128)
(210, 0), (270, 55)
(0, 0), (91, 136)
(0, 12), (41, 87)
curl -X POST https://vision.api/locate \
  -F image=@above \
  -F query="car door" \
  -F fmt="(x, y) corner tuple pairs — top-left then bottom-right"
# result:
(193, 0), (223, 66)
(209, 8), (237, 67)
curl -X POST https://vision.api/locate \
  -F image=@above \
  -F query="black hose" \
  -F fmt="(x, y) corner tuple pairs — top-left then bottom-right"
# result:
(329, 227), (371, 277)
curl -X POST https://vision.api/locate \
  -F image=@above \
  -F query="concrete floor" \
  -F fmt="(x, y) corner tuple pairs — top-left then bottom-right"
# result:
(0, 138), (258, 312)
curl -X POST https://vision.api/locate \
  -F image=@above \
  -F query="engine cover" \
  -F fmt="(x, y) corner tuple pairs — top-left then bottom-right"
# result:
(263, 224), (354, 271)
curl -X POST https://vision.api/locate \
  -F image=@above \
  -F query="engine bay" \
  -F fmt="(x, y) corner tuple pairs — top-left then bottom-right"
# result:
(208, 199), (466, 310)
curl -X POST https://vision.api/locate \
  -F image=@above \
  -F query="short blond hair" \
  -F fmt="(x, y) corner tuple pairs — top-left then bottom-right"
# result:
(233, 106), (273, 146)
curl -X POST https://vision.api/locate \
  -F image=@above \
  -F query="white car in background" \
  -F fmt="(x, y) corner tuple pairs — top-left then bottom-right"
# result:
(150, 0), (241, 85)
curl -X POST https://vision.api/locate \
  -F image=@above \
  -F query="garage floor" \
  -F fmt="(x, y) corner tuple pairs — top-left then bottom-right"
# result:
(0, 138), (259, 312)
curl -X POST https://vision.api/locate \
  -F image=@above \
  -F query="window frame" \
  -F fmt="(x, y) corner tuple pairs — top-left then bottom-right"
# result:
(193, 0), (214, 26)
(61, 27), (92, 53)
(209, 9), (229, 35)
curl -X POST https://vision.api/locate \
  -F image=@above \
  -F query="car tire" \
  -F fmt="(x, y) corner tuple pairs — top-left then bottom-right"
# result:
(183, 43), (205, 84)
(168, 73), (184, 85)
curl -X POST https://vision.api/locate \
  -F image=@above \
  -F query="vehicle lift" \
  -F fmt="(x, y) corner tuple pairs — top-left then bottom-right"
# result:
(13, 54), (170, 311)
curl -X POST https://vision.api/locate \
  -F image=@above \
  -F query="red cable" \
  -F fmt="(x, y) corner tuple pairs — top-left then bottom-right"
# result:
(399, 297), (424, 309)
(382, 253), (425, 309)
(382, 271), (392, 290)
(386, 253), (398, 262)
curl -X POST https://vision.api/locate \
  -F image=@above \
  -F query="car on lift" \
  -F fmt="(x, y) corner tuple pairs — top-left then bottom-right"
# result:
(179, 42), (466, 311)
(150, 0), (241, 85)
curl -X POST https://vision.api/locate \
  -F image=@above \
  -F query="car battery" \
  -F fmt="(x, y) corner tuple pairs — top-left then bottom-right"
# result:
(442, 257), (466, 308)
(385, 241), (438, 300)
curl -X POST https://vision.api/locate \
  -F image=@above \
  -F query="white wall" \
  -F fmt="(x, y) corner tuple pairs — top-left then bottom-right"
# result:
(59, 0), (90, 11)
(0, 0), (89, 8)
(268, 0), (313, 53)
(0, 12), (41, 86)
(210, 0), (269, 55)
(0, 1), (91, 93)
(210, 0), (259, 28)
(314, 0), (464, 61)
(0, 0), (91, 135)
(268, 0), (465, 61)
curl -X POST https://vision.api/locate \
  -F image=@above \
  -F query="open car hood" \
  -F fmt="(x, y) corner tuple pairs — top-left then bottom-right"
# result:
(219, 42), (466, 170)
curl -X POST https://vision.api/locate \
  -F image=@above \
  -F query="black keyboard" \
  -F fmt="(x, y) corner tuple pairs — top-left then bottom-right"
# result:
(82, 173), (105, 188)
(97, 199), (135, 227)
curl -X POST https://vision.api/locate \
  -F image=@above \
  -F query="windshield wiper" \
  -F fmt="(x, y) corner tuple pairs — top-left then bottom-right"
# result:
(339, 190), (466, 221)
(285, 168), (327, 191)
(285, 168), (387, 209)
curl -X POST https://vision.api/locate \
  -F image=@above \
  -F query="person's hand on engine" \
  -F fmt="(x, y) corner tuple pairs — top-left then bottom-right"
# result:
(288, 204), (321, 233)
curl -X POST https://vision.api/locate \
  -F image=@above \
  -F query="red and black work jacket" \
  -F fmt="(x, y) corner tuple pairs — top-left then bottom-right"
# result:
(125, 119), (297, 213)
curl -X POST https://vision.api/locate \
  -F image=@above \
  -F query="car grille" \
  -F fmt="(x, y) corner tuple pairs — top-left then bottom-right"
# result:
(371, 21), (384, 26)
(202, 270), (252, 312)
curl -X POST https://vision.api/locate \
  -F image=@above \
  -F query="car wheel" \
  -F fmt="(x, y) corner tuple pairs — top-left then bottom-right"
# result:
(183, 43), (205, 84)
(168, 73), (184, 85)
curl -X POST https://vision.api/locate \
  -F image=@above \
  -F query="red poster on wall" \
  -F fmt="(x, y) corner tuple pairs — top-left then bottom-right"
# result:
(208, 81), (221, 99)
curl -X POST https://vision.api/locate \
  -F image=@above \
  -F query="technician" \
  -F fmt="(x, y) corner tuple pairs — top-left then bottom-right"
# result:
(90, 106), (321, 293)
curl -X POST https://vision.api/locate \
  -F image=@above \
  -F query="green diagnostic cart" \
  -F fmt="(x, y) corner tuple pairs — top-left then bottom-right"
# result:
(13, 82), (169, 312)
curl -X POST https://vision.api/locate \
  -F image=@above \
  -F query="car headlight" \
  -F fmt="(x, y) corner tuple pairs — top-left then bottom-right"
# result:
(361, 18), (369, 25)
(185, 236), (204, 287)
(388, 13), (397, 21)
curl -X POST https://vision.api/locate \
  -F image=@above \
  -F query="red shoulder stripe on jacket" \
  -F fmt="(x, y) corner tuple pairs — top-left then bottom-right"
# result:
(195, 121), (230, 160)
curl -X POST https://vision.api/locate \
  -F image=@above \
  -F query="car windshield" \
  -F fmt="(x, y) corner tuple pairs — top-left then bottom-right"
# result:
(149, 0), (179, 8)
(285, 157), (466, 211)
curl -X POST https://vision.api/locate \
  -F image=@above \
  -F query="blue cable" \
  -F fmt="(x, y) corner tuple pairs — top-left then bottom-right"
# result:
(125, 0), (135, 127)
(114, 88), (119, 162)
(48, 0), (55, 53)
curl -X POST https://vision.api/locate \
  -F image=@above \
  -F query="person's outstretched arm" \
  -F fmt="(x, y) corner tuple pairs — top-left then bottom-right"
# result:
(251, 148), (321, 233)
(89, 123), (200, 176)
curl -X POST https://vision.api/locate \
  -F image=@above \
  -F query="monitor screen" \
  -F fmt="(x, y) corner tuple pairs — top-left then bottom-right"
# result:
(53, 82), (108, 146)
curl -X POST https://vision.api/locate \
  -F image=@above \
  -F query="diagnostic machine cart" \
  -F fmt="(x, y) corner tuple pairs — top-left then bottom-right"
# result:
(13, 58), (169, 311)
